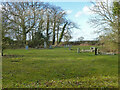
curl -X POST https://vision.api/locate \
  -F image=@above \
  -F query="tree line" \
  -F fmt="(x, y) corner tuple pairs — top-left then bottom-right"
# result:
(2, 2), (77, 49)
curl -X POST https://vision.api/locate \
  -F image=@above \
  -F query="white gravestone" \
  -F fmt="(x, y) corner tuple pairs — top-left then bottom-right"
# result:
(44, 42), (47, 48)
(77, 48), (80, 53)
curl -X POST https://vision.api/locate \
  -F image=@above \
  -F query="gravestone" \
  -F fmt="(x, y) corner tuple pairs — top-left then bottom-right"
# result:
(69, 45), (72, 50)
(69, 47), (71, 50)
(25, 45), (28, 50)
(90, 47), (95, 52)
(68, 45), (70, 47)
(95, 48), (98, 55)
(66, 45), (68, 48)
(49, 45), (52, 49)
(77, 48), (80, 53)
(90, 47), (95, 50)
(44, 42), (47, 48)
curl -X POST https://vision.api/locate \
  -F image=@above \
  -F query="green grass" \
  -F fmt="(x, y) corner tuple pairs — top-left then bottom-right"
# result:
(2, 46), (118, 88)
(0, 55), (2, 89)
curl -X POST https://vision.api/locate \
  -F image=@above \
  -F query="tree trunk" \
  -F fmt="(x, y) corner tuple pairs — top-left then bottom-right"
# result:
(32, 30), (34, 41)
(52, 18), (56, 45)
(2, 48), (3, 56)
(46, 14), (50, 48)
(117, 8), (120, 54)
(57, 25), (59, 45)
(23, 29), (26, 46)
(22, 19), (26, 46)
(58, 22), (68, 44)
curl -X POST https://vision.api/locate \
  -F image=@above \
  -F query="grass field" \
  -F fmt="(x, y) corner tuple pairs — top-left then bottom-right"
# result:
(2, 46), (118, 88)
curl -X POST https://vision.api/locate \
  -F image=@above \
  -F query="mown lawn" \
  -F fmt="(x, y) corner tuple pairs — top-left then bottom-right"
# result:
(2, 46), (118, 88)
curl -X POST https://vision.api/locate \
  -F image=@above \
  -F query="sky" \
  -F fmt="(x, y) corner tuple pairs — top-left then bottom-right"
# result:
(49, 2), (99, 41)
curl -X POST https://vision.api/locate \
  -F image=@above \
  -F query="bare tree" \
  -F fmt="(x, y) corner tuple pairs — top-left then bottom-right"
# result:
(2, 2), (78, 48)
(2, 2), (46, 45)
(88, 1), (119, 52)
